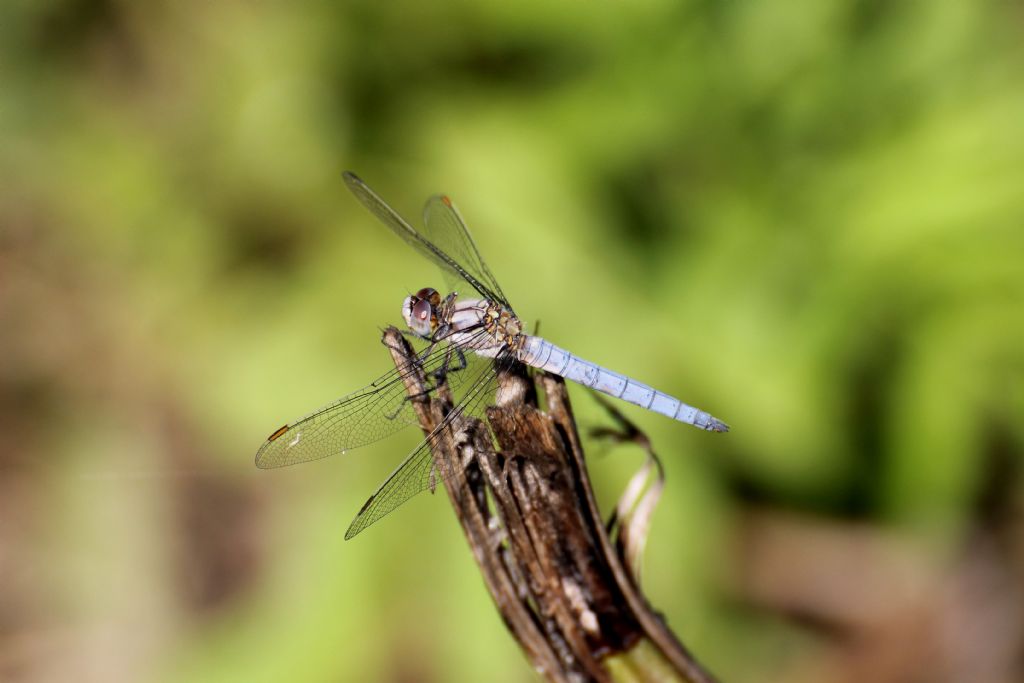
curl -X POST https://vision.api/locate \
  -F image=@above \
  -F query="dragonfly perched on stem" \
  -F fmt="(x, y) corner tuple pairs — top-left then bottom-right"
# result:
(255, 172), (728, 539)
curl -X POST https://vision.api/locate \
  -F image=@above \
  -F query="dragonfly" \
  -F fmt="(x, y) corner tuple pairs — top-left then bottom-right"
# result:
(256, 171), (729, 539)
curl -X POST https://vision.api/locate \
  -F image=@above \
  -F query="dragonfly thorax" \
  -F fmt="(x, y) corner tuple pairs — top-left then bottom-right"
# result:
(450, 296), (524, 356)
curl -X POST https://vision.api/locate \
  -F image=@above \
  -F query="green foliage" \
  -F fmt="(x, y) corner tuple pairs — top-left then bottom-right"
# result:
(2, 1), (1022, 681)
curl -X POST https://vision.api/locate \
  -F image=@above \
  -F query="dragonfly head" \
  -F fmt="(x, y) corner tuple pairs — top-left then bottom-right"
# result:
(402, 287), (442, 337)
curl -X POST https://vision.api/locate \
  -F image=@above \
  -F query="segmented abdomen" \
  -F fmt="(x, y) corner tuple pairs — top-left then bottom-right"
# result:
(515, 336), (727, 432)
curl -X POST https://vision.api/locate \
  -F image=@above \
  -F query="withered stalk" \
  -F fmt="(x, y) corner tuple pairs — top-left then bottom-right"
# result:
(382, 327), (717, 683)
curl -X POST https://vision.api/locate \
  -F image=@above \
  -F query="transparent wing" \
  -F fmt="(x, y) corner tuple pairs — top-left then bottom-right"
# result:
(255, 331), (491, 469)
(422, 194), (509, 308)
(344, 350), (517, 539)
(342, 171), (511, 309)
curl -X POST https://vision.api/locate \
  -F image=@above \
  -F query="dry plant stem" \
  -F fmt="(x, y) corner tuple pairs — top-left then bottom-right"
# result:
(382, 327), (717, 683)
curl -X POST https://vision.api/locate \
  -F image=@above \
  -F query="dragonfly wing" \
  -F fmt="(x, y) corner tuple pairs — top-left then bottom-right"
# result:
(255, 335), (486, 468)
(344, 349), (515, 539)
(343, 438), (436, 540)
(342, 171), (509, 307)
(422, 194), (509, 308)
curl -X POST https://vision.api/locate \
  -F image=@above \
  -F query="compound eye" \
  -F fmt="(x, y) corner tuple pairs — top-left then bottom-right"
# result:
(411, 298), (433, 324)
(416, 287), (440, 306)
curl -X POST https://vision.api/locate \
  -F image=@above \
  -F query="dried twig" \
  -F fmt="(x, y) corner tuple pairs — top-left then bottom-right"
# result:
(382, 327), (717, 683)
(590, 393), (666, 588)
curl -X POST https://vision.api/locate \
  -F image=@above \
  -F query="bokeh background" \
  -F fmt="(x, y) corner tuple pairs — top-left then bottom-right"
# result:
(2, 1), (1023, 681)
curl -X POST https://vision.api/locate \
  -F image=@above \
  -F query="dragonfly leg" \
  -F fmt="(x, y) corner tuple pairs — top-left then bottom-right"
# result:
(399, 328), (429, 343)
(384, 374), (441, 418)
(384, 387), (432, 419)
(430, 344), (467, 383)
(382, 344), (471, 420)
(432, 323), (452, 345)
(388, 333), (440, 371)
(417, 330), (467, 384)
(385, 331), (427, 359)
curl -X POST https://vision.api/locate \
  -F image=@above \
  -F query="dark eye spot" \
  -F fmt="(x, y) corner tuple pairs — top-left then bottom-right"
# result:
(412, 298), (432, 323)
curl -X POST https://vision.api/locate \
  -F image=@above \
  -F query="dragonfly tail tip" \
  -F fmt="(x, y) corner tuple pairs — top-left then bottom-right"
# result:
(709, 418), (730, 433)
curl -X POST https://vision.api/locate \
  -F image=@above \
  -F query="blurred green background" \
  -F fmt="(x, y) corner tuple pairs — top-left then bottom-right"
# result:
(2, 1), (1023, 681)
